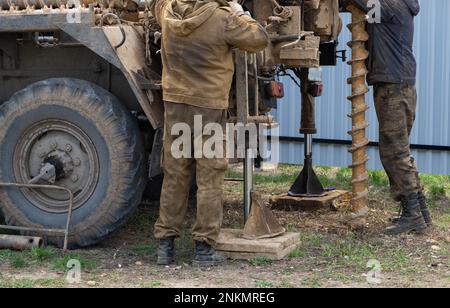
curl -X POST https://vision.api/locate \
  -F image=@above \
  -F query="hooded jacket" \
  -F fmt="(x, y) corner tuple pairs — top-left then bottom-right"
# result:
(151, 0), (269, 109)
(344, 0), (420, 85)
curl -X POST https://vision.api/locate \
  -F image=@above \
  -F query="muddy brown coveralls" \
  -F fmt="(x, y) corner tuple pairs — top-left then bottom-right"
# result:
(151, 0), (269, 245)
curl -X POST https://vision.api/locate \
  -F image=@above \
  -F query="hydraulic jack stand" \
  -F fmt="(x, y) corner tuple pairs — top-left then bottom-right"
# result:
(233, 48), (286, 239)
(289, 134), (325, 197)
(289, 68), (326, 197)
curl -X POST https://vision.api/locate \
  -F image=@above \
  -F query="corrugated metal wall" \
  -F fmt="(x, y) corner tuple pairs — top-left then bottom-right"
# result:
(272, 0), (450, 175)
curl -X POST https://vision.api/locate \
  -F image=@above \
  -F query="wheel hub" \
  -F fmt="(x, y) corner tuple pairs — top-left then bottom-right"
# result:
(43, 150), (75, 181)
(13, 119), (100, 213)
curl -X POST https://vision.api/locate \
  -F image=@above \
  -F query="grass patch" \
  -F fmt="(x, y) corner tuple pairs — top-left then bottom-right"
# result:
(10, 256), (28, 269)
(33, 278), (65, 288)
(301, 275), (322, 288)
(0, 279), (36, 288)
(0, 247), (95, 273)
(30, 247), (56, 262)
(0, 250), (14, 261)
(256, 280), (273, 288)
(142, 280), (162, 288)
(227, 165), (299, 184)
(369, 170), (390, 187)
(296, 231), (416, 277)
(0, 278), (64, 288)
(130, 244), (158, 256)
(0, 247), (61, 269)
(318, 236), (374, 262)
(226, 165), (299, 195)
(53, 253), (97, 272)
(124, 207), (159, 232)
(288, 248), (305, 258)
(434, 213), (450, 230)
(381, 247), (412, 271)
(249, 256), (273, 267)
(420, 174), (449, 200)
(335, 168), (352, 190)
(279, 280), (294, 288)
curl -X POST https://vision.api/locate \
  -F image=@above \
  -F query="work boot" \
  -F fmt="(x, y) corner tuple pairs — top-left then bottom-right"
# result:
(391, 192), (432, 226)
(385, 194), (427, 236)
(157, 237), (175, 265)
(418, 192), (432, 226)
(193, 241), (227, 267)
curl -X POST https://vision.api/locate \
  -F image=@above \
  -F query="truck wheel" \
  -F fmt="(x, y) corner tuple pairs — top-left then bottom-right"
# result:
(0, 78), (147, 248)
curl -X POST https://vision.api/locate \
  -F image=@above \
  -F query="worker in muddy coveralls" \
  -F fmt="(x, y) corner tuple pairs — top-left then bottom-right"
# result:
(150, 0), (269, 266)
(340, 0), (431, 235)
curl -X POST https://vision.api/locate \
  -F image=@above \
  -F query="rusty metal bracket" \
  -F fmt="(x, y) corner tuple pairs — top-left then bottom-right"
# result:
(0, 182), (74, 251)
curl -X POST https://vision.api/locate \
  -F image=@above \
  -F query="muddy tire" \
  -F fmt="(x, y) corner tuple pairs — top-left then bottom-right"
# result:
(0, 78), (147, 248)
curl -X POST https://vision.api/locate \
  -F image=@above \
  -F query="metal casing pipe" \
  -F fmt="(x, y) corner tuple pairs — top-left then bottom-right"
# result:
(0, 235), (44, 251)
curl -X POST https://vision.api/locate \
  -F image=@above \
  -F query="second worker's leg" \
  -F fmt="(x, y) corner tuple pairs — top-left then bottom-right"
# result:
(374, 84), (426, 235)
(405, 87), (432, 226)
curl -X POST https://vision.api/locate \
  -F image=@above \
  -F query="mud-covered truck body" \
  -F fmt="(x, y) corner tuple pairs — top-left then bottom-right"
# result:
(0, 0), (341, 247)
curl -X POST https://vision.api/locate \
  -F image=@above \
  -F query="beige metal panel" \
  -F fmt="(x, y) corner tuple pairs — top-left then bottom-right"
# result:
(103, 25), (164, 128)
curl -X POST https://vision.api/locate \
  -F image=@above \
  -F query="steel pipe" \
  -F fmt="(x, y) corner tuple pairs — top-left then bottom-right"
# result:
(0, 235), (43, 251)
(244, 148), (254, 222)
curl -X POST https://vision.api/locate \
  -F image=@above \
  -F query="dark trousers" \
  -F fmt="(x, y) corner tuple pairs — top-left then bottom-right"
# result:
(374, 83), (423, 201)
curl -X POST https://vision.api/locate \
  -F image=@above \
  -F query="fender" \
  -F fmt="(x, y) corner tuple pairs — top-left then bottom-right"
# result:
(58, 20), (164, 128)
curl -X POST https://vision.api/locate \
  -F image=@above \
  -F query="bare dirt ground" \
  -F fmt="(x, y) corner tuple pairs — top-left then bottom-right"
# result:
(0, 165), (449, 288)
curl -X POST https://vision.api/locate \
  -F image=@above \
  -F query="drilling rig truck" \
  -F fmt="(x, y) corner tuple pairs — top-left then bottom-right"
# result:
(0, 0), (357, 248)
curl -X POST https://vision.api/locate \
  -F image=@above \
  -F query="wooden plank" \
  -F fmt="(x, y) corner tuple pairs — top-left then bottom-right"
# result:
(223, 244), (299, 261)
(270, 190), (350, 211)
(216, 229), (300, 260)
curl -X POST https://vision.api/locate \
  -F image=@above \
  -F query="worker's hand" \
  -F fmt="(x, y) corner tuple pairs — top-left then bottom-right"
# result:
(228, 0), (244, 14)
(338, 0), (350, 12)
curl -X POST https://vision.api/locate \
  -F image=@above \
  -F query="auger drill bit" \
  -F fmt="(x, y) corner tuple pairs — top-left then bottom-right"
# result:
(346, 5), (370, 217)
(0, 0), (129, 10)
(0, 0), (81, 10)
